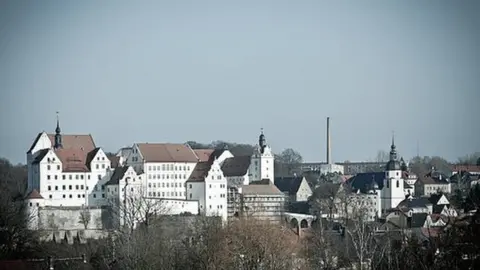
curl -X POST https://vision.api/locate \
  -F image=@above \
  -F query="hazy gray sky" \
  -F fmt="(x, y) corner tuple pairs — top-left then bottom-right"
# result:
(1, 0), (479, 164)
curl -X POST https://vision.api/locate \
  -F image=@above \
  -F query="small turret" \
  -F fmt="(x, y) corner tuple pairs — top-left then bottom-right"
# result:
(258, 128), (266, 154)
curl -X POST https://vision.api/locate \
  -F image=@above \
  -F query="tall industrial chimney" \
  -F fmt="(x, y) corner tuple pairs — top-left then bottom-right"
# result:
(327, 117), (332, 164)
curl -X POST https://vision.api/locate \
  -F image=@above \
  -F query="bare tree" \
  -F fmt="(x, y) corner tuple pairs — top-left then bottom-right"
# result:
(78, 207), (91, 230)
(346, 207), (379, 270)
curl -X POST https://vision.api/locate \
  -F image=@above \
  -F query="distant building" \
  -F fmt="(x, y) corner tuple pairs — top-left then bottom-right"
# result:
(451, 165), (480, 176)
(274, 176), (312, 203)
(345, 137), (411, 217)
(414, 169), (451, 196)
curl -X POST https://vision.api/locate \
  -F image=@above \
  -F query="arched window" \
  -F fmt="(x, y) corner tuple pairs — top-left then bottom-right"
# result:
(396, 180), (399, 188)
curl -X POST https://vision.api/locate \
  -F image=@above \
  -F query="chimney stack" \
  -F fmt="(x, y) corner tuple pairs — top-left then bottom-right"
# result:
(327, 117), (332, 164)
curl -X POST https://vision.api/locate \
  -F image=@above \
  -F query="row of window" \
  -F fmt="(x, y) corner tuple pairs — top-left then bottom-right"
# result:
(149, 182), (186, 188)
(46, 193), (105, 199)
(46, 174), (104, 181)
(47, 184), (105, 191)
(148, 174), (187, 180)
(148, 191), (186, 197)
(147, 164), (191, 171)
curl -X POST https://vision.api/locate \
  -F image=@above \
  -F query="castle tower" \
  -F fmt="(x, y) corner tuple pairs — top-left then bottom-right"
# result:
(382, 135), (404, 212)
(250, 129), (274, 182)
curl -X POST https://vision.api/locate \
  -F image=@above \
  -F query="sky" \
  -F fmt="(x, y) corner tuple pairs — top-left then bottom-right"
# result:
(0, 0), (479, 165)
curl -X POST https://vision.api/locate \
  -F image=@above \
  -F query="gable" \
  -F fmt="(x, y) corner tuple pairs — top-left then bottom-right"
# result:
(436, 194), (450, 205)
(27, 132), (51, 154)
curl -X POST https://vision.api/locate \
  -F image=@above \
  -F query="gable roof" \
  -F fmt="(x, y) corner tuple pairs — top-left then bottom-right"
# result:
(54, 148), (90, 172)
(274, 177), (305, 195)
(221, 156), (251, 177)
(452, 165), (480, 173)
(241, 183), (283, 196)
(27, 133), (44, 153)
(32, 149), (50, 164)
(85, 147), (101, 169)
(26, 189), (43, 199)
(409, 213), (428, 228)
(48, 134), (96, 152)
(105, 166), (129, 185)
(193, 149), (214, 162)
(187, 162), (212, 182)
(137, 143), (199, 163)
(109, 156), (121, 168)
(398, 197), (432, 210)
(428, 193), (448, 205)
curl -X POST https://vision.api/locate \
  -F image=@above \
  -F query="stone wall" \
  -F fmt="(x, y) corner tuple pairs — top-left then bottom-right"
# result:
(37, 206), (114, 230)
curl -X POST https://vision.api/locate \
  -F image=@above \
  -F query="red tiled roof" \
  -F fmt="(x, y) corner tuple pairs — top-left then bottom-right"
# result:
(26, 189), (43, 199)
(55, 148), (90, 172)
(452, 165), (480, 173)
(47, 134), (96, 152)
(193, 149), (215, 162)
(137, 143), (199, 163)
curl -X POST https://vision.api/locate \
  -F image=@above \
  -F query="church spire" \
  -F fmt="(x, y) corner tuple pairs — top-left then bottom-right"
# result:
(389, 132), (397, 161)
(54, 112), (62, 149)
(259, 128), (266, 154)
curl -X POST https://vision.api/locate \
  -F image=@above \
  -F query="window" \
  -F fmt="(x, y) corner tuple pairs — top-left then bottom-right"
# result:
(98, 175), (102, 180)
(102, 164), (105, 169)
(88, 175), (90, 180)
(396, 180), (399, 188)
(69, 185), (72, 190)
(75, 175), (79, 180)
(62, 185), (66, 190)
(47, 165), (51, 170)
(69, 194), (72, 198)
(55, 186), (58, 190)
(93, 194), (96, 198)
(49, 195), (52, 199)
(57, 165), (60, 170)
(47, 175), (51, 180)
(62, 175), (66, 180)
(189, 184), (192, 189)
(75, 185), (79, 190)
(69, 175), (72, 180)
(96, 164), (99, 169)
(48, 186), (51, 191)
(54, 175), (58, 180)
(62, 194), (66, 198)
(80, 175), (84, 180)
(190, 193), (192, 199)
(77, 194), (81, 198)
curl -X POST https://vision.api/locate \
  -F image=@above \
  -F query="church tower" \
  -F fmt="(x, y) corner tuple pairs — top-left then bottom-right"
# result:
(54, 112), (62, 149)
(381, 135), (404, 212)
(249, 129), (275, 183)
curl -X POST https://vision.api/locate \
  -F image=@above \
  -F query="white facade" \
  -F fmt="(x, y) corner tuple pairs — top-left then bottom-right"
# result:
(381, 168), (405, 213)
(186, 159), (228, 221)
(27, 132), (111, 208)
(249, 131), (275, 183)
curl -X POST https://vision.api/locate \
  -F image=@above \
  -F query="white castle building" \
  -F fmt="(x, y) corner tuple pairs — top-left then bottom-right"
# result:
(25, 118), (281, 230)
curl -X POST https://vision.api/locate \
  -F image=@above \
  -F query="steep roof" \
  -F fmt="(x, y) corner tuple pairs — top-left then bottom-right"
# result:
(105, 166), (129, 185)
(32, 149), (50, 164)
(109, 156), (121, 168)
(193, 149), (214, 162)
(48, 134), (96, 152)
(428, 193), (447, 205)
(221, 156), (251, 177)
(187, 162), (212, 182)
(137, 143), (199, 163)
(54, 148), (90, 172)
(241, 183), (283, 196)
(274, 176), (304, 195)
(85, 147), (101, 169)
(26, 189), (43, 199)
(408, 213), (428, 228)
(347, 172), (385, 192)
